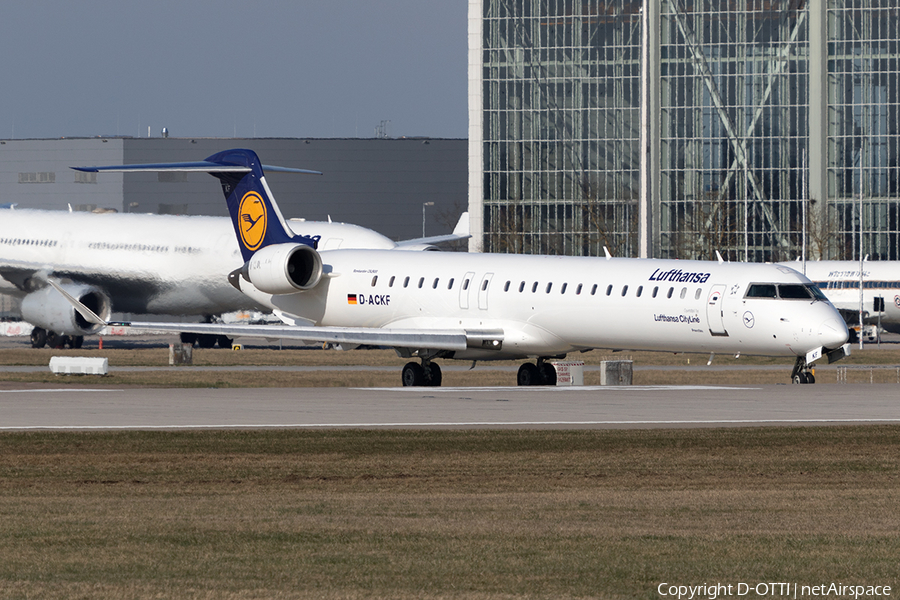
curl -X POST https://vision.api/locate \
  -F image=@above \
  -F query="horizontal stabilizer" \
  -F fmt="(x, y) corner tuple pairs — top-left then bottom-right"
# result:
(73, 161), (321, 176)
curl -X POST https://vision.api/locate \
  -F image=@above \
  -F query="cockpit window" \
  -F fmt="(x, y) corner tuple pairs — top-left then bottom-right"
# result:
(746, 284), (777, 298)
(745, 283), (827, 301)
(777, 284), (811, 299)
(807, 284), (828, 301)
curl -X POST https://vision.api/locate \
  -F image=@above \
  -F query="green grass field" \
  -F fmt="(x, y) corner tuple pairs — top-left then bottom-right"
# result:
(1, 427), (898, 599)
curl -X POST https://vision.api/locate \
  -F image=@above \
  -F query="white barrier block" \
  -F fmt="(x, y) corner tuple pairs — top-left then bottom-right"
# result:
(49, 356), (109, 375)
(600, 360), (633, 386)
(552, 361), (584, 386)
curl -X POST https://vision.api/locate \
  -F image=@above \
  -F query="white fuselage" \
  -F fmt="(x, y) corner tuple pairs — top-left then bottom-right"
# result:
(780, 260), (900, 333)
(0, 209), (399, 316)
(239, 251), (849, 360)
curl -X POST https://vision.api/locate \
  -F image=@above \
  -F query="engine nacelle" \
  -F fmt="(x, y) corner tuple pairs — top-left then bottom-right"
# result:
(242, 243), (323, 295)
(20, 282), (112, 336)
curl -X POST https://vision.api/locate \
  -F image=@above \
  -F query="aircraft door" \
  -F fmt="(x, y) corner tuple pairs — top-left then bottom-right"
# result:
(706, 284), (728, 336)
(459, 271), (475, 309)
(478, 273), (494, 310)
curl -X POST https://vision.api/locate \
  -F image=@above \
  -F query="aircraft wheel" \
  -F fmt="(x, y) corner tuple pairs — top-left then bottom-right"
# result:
(216, 335), (233, 349)
(402, 362), (426, 386)
(197, 334), (217, 348)
(425, 362), (442, 387)
(517, 362), (540, 386)
(71, 336), (84, 349)
(180, 332), (197, 346)
(807, 373), (816, 384)
(46, 331), (66, 349)
(792, 372), (812, 385)
(30, 327), (47, 349)
(539, 362), (556, 386)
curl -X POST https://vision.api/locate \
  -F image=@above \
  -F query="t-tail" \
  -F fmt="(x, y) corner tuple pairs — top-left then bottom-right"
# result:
(72, 148), (322, 262)
(202, 149), (321, 261)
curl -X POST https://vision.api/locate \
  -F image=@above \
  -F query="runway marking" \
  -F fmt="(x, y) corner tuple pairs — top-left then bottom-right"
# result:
(0, 389), (120, 393)
(358, 385), (760, 392)
(2, 418), (900, 431)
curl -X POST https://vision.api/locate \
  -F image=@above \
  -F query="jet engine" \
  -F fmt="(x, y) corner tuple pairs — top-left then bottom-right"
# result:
(242, 243), (323, 295)
(20, 282), (112, 336)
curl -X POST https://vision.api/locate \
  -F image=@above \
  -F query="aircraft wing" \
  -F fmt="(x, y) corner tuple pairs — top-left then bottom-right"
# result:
(47, 277), (502, 351)
(395, 212), (470, 248)
(113, 320), (506, 351)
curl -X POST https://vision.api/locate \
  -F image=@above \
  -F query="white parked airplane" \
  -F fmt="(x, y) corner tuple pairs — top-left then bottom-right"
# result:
(64, 149), (850, 385)
(0, 191), (467, 349)
(780, 260), (900, 334)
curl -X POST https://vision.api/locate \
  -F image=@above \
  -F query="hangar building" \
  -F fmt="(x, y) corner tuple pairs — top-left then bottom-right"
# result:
(468, 0), (900, 261)
(0, 137), (466, 242)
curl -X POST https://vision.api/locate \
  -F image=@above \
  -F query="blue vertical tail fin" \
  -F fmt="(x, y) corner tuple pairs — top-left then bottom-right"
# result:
(72, 148), (322, 263)
(202, 149), (321, 262)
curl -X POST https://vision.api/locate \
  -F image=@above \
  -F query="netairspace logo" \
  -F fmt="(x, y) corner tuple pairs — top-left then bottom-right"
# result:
(657, 582), (892, 600)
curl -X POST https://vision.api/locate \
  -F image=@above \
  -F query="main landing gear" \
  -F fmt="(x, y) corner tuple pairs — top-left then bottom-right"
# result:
(401, 360), (442, 387)
(399, 357), (559, 387)
(516, 359), (557, 386)
(790, 356), (816, 385)
(30, 327), (83, 349)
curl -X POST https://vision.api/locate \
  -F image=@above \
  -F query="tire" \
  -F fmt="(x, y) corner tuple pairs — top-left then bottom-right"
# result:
(30, 327), (47, 349)
(517, 362), (540, 386)
(217, 335), (233, 349)
(46, 331), (65, 349)
(71, 336), (84, 349)
(180, 332), (197, 346)
(197, 334), (217, 348)
(539, 362), (557, 386)
(425, 362), (442, 387)
(402, 362), (426, 386)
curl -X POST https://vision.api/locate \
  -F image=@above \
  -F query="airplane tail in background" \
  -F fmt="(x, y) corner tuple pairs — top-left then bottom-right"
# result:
(72, 148), (322, 262)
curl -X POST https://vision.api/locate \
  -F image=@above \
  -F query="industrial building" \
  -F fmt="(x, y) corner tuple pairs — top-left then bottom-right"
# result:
(0, 137), (466, 242)
(468, 0), (900, 261)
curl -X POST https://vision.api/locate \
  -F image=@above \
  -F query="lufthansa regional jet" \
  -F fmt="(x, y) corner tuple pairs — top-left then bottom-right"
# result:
(0, 188), (466, 349)
(63, 149), (850, 386)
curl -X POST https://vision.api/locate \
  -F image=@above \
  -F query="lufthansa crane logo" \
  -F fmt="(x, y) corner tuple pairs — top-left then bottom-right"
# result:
(238, 191), (267, 251)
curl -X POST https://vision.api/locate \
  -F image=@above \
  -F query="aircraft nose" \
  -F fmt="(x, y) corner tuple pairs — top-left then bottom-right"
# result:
(819, 317), (849, 348)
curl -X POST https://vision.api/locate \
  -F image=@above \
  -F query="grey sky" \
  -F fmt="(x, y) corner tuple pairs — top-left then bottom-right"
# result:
(0, 1), (467, 140)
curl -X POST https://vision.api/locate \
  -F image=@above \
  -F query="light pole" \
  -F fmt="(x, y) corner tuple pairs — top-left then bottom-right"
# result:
(422, 201), (434, 237)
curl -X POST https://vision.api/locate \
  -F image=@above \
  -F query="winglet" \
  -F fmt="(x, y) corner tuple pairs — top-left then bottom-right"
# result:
(603, 246), (612, 260)
(46, 279), (108, 327)
(716, 250), (725, 264)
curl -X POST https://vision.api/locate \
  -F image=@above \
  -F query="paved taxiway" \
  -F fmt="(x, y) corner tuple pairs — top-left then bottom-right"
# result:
(0, 383), (898, 430)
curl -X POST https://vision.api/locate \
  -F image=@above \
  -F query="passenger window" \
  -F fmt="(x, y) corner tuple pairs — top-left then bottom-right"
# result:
(482, 279), (489, 291)
(576, 284), (583, 295)
(652, 286), (658, 298)
(545, 282), (552, 293)
(403, 276), (410, 288)
(371, 276), (378, 287)
(680, 287), (687, 299)
(621, 285), (628, 296)
(448, 278), (454, 289)
(606, 285), (613, 296)
(532, 282), (538, 293)
(591, 284), (598, 295)
(433, 278), (439, 289)
(667, 287), (674, 299)
(519, 281), (525, 292)
(694, 288), (702, 300)
(636, 286), (643, 297)
(418, 277), (424, 289)
(504, 281), (510, 292)
(463, 279), (470, 290)
(561, 283), (567, 294)
(389, 276), (395, 287)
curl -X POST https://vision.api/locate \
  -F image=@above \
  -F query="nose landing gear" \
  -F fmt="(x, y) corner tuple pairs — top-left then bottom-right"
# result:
(790, 356), (816, 384)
